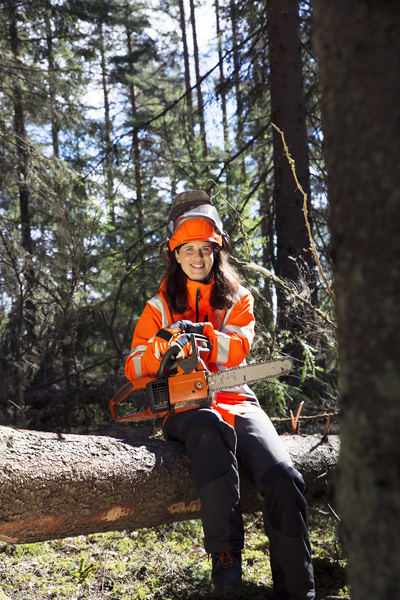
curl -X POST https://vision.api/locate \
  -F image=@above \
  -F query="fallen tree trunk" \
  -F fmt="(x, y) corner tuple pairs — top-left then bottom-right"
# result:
(0, 426), (339, 544)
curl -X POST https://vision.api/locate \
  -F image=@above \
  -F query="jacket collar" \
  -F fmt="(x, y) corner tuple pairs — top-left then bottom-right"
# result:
(186, 275), (213, 299)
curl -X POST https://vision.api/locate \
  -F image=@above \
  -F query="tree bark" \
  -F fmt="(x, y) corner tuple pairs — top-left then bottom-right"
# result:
(266, 0), (316, 342)
(313, 2), (400, 599)
(0, 426), (338, 545)
(189, 0), (207, 158)
(99, 21), (115, 227)
(178, 0), (194, 134)
(215, 0), (231, 198)
(8, 1), (36, 419)
(44, 4), (59, 159)
(125, 10), (144, 243)
(9, 5), (33, 258)
(230, 0), (246, 176)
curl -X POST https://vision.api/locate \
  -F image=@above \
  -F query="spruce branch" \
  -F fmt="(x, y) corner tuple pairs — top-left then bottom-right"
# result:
(231, 258), (337, 331)
(208, 179), (252, 262)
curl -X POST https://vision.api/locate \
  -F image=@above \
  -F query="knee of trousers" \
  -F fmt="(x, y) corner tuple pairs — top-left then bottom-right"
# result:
(182, 409), (238, 491)
(262, 461), (308, 538)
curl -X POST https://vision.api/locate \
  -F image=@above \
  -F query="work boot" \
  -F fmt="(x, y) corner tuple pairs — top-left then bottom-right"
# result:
(211, 549), (242, 592)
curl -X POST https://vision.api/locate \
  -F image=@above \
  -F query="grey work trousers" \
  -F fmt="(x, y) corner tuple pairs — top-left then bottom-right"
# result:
(163, 406), (315, 600)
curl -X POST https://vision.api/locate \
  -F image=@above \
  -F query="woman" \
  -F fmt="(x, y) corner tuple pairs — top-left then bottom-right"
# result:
(126, 190), (315, 598)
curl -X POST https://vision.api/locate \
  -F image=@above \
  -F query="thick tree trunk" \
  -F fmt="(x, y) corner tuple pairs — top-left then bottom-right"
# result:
(8, 2), (36, 419)
(313, 2), (400, 599)
(0, 426), (338, 545)
(266, 0), (316, 343)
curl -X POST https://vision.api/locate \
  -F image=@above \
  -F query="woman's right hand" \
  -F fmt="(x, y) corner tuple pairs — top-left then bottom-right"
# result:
(152, 326), (181, 359)
(152, 326), (193, 360)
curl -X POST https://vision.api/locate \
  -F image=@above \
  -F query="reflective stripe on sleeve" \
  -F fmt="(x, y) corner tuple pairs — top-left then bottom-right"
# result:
(129, 345), (147, 379)
(221, 285), (249, 329)
(223, 323), (253, 345)
(216, 334), (231, 365)
(129, 344), (147, 357)
(148, 295), (169, 328)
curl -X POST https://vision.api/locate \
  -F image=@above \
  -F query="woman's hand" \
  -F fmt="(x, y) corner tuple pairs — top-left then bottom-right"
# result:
(170, 320), (215, 339)
(152, 327), (193, 360)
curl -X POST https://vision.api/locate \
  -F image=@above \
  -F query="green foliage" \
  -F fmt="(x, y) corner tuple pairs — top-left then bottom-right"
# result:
(0, 0), (336, 430)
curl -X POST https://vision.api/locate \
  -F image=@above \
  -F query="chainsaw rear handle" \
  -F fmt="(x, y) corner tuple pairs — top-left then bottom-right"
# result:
(109, 376), (157, 422)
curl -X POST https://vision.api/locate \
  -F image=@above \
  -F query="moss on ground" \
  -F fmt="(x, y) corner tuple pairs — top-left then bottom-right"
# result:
(0, 508), (348, 599)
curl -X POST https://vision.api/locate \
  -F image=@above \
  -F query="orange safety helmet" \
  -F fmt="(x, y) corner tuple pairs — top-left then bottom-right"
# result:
(160, 190), (231, 260)
(169, 216), (223, 251)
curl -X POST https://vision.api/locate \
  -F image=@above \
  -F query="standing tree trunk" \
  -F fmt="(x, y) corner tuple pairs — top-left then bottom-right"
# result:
(9, 7), (32, 257)
(266, 0), (315, 345)
(230, 0), (246, 176)
(189, 0), (208, 159)
(126, 10), (144, 242)
(8, 1), (35, 420)
(215, 0), (231, 200)
(99, 22), (115, 227)
(44, 4), (59, 158)
(178, 0), (195, 136)
(313, 2), (400, 599)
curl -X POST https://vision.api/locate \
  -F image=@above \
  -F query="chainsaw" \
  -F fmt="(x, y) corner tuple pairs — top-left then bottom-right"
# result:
(110, 334), (292, 422)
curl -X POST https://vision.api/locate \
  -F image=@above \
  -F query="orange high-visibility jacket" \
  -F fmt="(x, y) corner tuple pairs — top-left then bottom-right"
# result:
(125, 277), (264, 426)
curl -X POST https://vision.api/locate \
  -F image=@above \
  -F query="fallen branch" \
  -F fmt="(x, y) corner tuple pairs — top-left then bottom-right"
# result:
(0, 426), (339, 545)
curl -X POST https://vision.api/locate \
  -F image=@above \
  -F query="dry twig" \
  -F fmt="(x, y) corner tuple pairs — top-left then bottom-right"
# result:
(271, 123), (336, 307)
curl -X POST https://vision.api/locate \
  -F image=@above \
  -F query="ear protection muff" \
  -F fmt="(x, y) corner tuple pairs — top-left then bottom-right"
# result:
(220, 230), (231, 253)
(159, 237), (173, 262)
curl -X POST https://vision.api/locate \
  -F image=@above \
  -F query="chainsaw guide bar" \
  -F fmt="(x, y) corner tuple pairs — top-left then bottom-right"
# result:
(206, 357), (293, 393)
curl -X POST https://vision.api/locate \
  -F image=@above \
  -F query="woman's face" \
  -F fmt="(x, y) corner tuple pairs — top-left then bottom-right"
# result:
(175, 241), (215, 281)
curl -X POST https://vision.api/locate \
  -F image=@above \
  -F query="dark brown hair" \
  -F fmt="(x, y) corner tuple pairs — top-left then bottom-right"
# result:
(164, 245), (242, 315)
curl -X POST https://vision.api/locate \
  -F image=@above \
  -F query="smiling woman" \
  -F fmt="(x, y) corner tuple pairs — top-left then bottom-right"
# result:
(124, 190), (315, 597)
(175, 240), (214, 281)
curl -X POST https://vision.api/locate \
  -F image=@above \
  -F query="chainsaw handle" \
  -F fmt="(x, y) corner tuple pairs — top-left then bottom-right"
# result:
(109, 377), (161, 422)
(156, 334), (212, 379)
(156, 344), (180, 379)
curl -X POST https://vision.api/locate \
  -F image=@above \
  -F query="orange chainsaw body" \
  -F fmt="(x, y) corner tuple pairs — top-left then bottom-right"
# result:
(109, 335), (211, 422)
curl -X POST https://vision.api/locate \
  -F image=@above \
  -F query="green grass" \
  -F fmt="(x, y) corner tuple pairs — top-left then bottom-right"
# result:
(0, 509), (348, 599)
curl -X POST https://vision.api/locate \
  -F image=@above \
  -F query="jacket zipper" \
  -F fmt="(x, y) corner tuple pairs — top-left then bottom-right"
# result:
(196, 288), (200, 322)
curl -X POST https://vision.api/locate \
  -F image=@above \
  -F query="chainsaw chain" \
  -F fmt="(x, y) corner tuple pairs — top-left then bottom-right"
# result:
(209, 357), (293, 391)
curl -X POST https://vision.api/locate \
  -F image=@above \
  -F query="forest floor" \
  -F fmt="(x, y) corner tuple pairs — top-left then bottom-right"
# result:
(0, 508), (348, 600)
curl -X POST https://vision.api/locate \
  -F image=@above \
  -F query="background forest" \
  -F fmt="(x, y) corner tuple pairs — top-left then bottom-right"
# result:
(0, 0), (337, 434)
